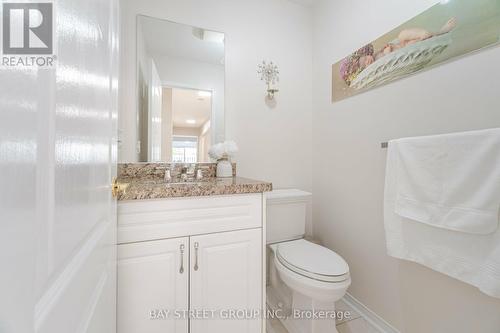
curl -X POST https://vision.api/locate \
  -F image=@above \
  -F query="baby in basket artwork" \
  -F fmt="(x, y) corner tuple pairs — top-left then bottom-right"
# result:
(331, 0), (500, 103)
(340, 18), (457, 92)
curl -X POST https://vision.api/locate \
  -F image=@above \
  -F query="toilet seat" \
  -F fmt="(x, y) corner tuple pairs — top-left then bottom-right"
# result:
(276, 239), (350, 283)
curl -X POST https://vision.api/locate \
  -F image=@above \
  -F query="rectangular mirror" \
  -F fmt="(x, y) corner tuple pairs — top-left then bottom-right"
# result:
(132, 15), (225, 163)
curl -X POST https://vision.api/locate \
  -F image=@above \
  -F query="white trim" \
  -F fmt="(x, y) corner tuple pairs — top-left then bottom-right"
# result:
(262, 193), (267, 333)
(342, 293), (400, 333)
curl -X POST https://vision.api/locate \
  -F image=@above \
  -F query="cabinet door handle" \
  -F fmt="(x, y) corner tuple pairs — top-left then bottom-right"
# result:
(194, 242), (199, 271)
(179, 244), (185, 274)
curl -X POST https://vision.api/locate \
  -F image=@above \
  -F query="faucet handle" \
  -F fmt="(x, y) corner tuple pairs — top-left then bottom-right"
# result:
(164, 169), (172, 182)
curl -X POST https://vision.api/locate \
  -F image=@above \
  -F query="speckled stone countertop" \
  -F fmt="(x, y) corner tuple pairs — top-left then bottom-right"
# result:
(116, 177), (273, 201)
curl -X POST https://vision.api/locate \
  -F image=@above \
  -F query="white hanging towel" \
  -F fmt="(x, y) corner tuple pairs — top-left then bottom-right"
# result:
(384, 128), (500, 298)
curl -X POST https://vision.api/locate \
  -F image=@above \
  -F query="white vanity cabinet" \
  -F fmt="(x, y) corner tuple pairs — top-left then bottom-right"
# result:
(190, 229), (262, 333)
(117, 237), (189, 333)
(117, 193), (265, 333)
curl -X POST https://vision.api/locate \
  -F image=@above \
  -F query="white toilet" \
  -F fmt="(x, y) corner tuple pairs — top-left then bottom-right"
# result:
(266, 189), (351, 333)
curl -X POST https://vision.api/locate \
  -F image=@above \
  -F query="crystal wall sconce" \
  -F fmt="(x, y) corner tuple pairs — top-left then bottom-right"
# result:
(257, 60), (279, 100)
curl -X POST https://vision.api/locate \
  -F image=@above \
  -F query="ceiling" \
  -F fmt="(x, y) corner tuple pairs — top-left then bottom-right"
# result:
(171, 88), (212, 129)
(287, 0), (317, 7)
(140, 16), (225, 65)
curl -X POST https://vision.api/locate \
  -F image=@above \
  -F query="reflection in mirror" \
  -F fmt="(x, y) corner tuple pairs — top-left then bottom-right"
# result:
(132, 15), (225, 163)
(170, 87), (212, 163)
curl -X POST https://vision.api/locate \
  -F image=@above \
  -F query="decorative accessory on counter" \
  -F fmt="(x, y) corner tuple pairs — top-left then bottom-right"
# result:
(257, 60), (279, 100)
(208, 141), (238, 178)
(216, 159), (233, 178)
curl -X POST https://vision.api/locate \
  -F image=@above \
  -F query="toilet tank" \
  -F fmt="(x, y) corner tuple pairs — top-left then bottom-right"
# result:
(266, 189), (312, 244)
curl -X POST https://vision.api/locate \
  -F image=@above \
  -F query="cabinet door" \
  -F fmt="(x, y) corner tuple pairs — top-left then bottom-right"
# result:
(190, 229), (262, 333)
(117, 237), (189, 333)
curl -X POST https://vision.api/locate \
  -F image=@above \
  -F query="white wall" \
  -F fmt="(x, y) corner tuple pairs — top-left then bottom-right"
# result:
(120, 0), (313, 190)
(136, 18), (150, 88)
(312, 0), (500, 332)
(134, 18), (151, 161)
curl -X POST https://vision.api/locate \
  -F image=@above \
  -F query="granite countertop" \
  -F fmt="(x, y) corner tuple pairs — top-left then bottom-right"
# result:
(116, 176), (273, 201)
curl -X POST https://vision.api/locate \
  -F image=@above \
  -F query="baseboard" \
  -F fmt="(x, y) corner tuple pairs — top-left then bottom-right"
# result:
(342, 293), (400, 333)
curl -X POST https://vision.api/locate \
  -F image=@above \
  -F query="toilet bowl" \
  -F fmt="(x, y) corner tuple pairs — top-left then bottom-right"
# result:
(268, 239), (350, 333)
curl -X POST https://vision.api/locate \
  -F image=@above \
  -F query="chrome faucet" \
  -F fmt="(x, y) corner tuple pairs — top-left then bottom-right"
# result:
(180, 166), (189, 181)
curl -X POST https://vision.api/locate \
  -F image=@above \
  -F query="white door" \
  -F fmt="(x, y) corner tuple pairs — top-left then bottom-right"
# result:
(117, 237), (189, 333)
(190, 229), (262, 333)
(0, 0), (119, 332)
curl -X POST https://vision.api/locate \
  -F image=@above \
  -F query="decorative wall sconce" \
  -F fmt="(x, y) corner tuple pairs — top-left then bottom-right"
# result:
(257, 60), (279, 100)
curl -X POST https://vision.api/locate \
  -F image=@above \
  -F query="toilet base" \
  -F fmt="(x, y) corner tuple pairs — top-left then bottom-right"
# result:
(267, 287), (340, 333)
(291, 291), (339, 333)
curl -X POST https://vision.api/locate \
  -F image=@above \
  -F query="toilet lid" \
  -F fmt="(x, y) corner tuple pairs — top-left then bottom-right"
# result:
(276, 239), (350, 283)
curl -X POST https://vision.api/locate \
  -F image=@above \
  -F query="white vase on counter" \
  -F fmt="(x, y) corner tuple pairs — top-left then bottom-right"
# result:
(216, 159), (233, 178)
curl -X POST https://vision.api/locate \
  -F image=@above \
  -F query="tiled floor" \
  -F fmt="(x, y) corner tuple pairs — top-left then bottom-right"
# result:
(267, 317), (290, 333)
(336, 317), (380, 333)
(267, 298), (380, 333)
